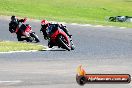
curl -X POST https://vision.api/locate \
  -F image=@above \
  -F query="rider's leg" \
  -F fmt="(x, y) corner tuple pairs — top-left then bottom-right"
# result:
(48, 41), (53, 48)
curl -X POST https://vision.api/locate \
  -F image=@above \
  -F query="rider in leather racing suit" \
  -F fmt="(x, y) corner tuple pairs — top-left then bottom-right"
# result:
(40, 20), (72, 40)
(9, 16), (31, 41)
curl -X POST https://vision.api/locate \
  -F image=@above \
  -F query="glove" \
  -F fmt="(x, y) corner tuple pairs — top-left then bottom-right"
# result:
(69, 35), (72, 38)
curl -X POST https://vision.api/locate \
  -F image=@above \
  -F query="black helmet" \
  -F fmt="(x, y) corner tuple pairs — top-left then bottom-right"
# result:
(11, 15), (17, 22)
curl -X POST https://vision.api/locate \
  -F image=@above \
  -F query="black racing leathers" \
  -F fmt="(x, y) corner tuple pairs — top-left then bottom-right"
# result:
(40, 24), (71, 40)
(9, 19), (25, 33)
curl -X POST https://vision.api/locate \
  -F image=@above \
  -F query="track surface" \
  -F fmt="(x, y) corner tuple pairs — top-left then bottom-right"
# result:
(0, 17), (132, 88)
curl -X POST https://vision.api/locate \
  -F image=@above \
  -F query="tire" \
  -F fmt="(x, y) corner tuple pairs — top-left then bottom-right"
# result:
(26, 37), (33, 42)
(109, 17), (116, 22)
(17, 34), (23, 41)
(78, 76), (86, 85)
(71, 45), (75, 50)
(70, 40), (75, 50)
(58, 35), (70, 51)
(76, 75), (86, 86)
(30, 32), (40, 43)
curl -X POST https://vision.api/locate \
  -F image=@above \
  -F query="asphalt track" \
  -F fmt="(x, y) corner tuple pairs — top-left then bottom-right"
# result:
(0, 17), (132, 88)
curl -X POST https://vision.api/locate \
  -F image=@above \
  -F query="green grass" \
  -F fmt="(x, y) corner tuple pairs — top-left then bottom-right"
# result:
(0, 41), (45, 52)
(0, 0), (132, 27)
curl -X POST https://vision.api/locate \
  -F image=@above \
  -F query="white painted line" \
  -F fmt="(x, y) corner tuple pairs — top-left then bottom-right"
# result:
(58, 22), (67, 24)
(0, 80), (22, 83)
(107, 26), (115, 27)
(0, 48), (50, 54)
(0, 45), (60, 54)
(71, 24), (105, 28)
(93, 25), (104, 27)
(81, 24), (93, 27)
(0, 50), (38, 54)
(43, 47), (58, 51)
(70, 23), (94, 27)
(41, 47), (52, 51)
(119, 27), (127, 29)
(70, 23), (78, 25)
(0, 80), (22, 85)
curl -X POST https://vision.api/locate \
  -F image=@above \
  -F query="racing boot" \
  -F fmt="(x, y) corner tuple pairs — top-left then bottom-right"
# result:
(48, 41), (53, 48)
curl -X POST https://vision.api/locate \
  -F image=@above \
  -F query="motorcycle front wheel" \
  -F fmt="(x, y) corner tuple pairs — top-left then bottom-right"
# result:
(30, 32), (40, 43)
(57, 35), (70, 51)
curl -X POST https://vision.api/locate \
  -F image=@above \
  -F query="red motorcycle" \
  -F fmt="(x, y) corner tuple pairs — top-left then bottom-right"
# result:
(46, 24), (75, 51)
(9, 19), (40, 43)
(17, 24), (40, 42)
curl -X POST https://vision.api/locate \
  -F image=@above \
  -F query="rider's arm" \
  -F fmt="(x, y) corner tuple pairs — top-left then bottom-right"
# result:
(18, 18), (27, 23)
(18, 19), (25, 23)
(40, 27), (48, 40)
(42, 29), (47, 36)
(9, 22), (15, 33)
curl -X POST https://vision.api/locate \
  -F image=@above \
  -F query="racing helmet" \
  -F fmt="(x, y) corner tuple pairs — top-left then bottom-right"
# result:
(11, 15), (19, 26)
(41, 20), (49, 28)
(11, 16), (17, 22)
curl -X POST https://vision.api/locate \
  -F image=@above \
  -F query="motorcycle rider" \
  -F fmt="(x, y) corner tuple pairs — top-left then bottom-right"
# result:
(9, 16), (26, 33)
(9, 16), (32, 41)
(40, 19), (75, 49)
(40, 20), (72, 40)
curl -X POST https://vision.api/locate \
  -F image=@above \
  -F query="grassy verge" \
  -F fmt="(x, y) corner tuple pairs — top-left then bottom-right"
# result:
(0, 0), (132, 27)
(0, 41), (45, 52)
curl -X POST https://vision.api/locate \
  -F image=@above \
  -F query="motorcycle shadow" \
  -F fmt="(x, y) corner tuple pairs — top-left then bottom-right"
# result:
(48, 49), (67, 51)
(40, 48), (67, 51)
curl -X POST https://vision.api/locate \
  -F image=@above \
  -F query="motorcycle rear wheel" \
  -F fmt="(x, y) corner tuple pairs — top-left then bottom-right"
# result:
(17, 34), (23, 41)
